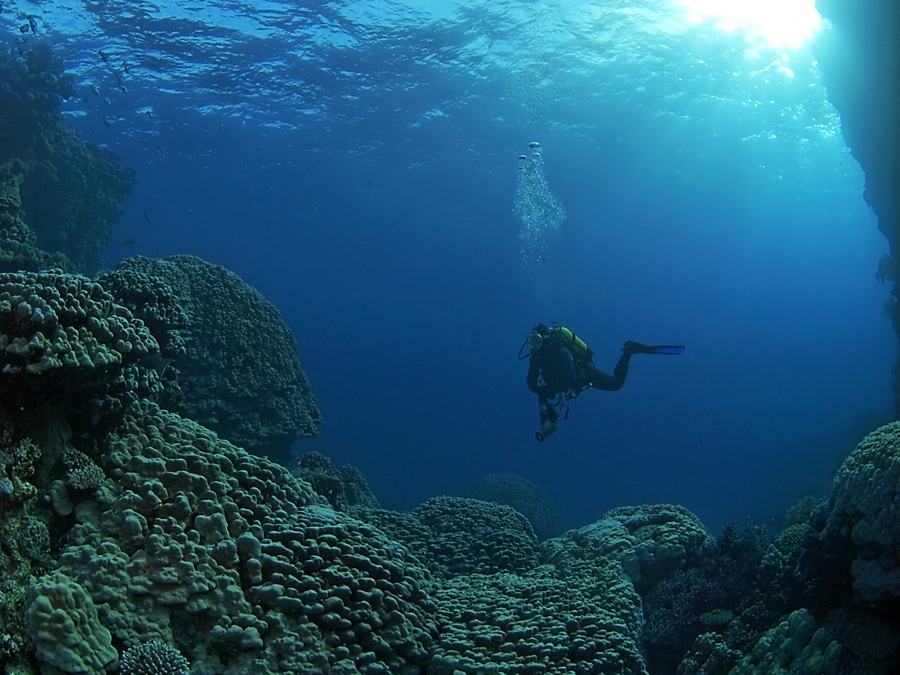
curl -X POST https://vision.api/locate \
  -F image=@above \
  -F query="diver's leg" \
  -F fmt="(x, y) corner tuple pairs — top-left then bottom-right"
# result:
(587, 351), (634, 392)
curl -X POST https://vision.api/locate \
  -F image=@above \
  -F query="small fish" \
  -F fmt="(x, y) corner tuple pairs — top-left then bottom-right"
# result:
(14, 36), (26, 45)
(98, 49), (109, 62)
(90, 83), (100, 96)
(101, 116), (111, 127)
(140, 352), (174, 377)
(142, 210), (151, 222)
(103, 97), (111, 106)
(219, 118), (225, 131)
(141, 137), (147, 145)
(186, 208), (193, 214)
(114, 71), (123, 85)
(122, 61), (131, 74)
(144, 110), (155, 119)
(27, 15), (37, 32)
(18, 22), (28, 33)
(117, 83), (128, 94)
(117, 238), (135, 247)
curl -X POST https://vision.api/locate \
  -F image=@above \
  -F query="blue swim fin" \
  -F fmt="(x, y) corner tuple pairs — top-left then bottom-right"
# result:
(647, 345), (685, 355)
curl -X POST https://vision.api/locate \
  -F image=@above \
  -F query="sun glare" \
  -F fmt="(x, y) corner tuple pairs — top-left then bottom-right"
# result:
(674, 0), (822, 50)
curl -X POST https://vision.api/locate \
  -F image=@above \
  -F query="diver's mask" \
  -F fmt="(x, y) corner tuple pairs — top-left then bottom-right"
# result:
(526, 332), (543, 349)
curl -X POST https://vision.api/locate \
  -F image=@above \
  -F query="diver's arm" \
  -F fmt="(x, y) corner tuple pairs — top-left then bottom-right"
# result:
(526, 357), (546, 398)
(560, 346), (576, 392)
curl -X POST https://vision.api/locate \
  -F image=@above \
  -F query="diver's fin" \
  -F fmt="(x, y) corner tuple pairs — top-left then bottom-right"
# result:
(645, 345), (685, 355)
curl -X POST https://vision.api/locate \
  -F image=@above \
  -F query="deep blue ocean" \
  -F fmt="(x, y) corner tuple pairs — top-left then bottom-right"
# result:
(6, 0), (893, 535)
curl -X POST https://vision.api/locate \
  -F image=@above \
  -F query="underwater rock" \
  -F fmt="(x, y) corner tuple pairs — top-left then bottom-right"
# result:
(97, 255), (322, 462)
(465, 471), (565, 541)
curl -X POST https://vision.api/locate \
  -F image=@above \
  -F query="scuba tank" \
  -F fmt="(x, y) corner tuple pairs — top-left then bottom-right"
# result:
(552, 326), (594, 362)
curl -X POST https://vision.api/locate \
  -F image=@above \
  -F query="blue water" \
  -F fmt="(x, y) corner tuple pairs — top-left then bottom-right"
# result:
(7, 0), (892, 534)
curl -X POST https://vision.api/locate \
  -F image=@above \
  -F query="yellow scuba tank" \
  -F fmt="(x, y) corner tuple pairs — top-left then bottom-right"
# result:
(552, 326), (594, 361)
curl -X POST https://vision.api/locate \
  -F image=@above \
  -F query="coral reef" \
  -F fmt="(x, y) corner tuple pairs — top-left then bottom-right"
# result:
(0, 42), (137, 274)
(56, 400), (436, 675)
(0, 159), (73, 274)
(429, 570), (646, 675)
(466, 472), (565, 541)
(642, 522), (769, 674)
(412, 496), (540, 577)
(1, 306), (899, 675)
(97, 255), (322, 461)
(652, 423), (900, 675)
(542, 503), (713, 594)
(0, 270), (162, 421)
(728, 609), (841, 675)
(4, 404), (900, 675)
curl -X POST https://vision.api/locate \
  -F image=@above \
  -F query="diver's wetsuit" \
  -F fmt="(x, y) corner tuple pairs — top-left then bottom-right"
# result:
(526, 337), (635, 414)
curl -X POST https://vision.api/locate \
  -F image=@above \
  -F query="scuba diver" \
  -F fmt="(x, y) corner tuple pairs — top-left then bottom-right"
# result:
(520, 323), (684, 441)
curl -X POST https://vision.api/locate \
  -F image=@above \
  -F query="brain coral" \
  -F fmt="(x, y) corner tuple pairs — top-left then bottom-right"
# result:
(466, 472), (565, 541)
(97, 255), (322, 461)
(823, 421), (900, 602)
(57, 400), (437, 675)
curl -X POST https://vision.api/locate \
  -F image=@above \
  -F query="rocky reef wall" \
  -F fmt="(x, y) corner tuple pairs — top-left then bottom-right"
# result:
(813, 0), (900, 411)
(0, 41), (137, 275)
